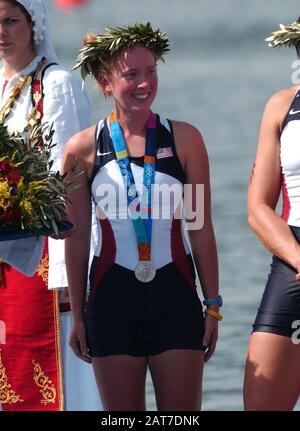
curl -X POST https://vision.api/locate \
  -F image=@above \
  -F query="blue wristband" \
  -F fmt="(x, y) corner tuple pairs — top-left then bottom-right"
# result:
(203, 294), (223, 307)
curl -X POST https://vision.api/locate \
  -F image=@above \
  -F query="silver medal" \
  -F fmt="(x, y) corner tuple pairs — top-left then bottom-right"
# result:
(135, 261), (156, 283)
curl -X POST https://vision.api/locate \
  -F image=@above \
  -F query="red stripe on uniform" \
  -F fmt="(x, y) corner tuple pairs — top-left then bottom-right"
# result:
(88, 217), (116, 302)
(171, 216), (196, 289)
(281, 174), (291, 223)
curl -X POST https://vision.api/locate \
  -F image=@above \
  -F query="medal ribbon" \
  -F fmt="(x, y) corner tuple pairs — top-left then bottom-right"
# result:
(108, 111), (157, 262)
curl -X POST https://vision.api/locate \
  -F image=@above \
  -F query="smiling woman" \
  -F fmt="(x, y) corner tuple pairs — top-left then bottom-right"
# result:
(62, 23), (221, 411)
(98, 44), (158, 124)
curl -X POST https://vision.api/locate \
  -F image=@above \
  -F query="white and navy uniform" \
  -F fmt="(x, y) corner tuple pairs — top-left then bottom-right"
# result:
(253, 89), (300, 337)
(86, 114), (205, 357)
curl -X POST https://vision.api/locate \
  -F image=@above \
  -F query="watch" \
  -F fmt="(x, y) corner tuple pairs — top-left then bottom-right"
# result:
(203, 294), (223, 307)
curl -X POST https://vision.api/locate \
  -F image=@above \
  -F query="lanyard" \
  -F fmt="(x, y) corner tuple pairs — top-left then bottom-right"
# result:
(108, 111), (157, 282)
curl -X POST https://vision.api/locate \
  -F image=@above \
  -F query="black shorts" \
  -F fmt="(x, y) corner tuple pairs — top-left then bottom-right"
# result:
(253, 226), (300, 337)
(85, 256), (205, 357)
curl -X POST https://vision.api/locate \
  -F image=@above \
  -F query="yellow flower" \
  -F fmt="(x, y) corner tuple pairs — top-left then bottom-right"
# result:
(0, 180), (11, 208)
(20, 199), (34, 216)
(16, 177), (25, 192)
(0, 180), (9, 193)
(28, 180), (47, 191)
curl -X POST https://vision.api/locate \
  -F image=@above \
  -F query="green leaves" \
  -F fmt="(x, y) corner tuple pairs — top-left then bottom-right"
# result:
(266, 21), (300, 48)
(73, 22), (170, 79)
(0, 121), (76, 237)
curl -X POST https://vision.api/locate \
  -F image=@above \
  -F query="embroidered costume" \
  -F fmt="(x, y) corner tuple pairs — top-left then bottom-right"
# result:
(0, 0), (100, 411)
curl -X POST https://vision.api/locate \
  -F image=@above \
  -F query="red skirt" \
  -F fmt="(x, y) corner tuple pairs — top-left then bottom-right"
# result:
(0, 239), (63, 411)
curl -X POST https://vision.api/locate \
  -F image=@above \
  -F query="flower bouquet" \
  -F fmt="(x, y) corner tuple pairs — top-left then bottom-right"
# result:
(0, 121), (74, 240)
(0, 121), (76, 276)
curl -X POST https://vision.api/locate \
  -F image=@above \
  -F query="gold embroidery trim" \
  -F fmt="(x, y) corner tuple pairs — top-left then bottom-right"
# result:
(0, 260), (5, 287)
(0, 75), (42, 134)
(0, 75), (32, 123)
(37, 253), (49, 284)
(32, 360), (56, 405)
(33, 91), (42, 104)
(53, 290), (64, 410)
(0, 349), (24, 404)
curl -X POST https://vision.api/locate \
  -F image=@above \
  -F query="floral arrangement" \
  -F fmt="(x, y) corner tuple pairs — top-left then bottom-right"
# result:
(0, 122), (75, 237)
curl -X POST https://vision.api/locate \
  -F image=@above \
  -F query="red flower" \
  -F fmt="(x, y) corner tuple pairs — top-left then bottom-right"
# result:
(7, 169), (22, 185)
(0, 161), (22, 185)
(0, 160), (10, 176)
(0, 208), (22, 222)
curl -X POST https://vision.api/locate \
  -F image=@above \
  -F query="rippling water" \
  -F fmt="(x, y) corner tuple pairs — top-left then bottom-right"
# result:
(48, 0), (300, 410)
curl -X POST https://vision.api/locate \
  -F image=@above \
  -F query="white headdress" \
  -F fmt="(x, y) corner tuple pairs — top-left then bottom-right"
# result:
(16, 0), (58, 62)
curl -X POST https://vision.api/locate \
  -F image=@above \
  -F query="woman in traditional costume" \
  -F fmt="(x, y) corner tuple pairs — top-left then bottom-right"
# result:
(244, 18), (300, 410)
(63, 23), (221, 410)
(0, 0), (101, 410)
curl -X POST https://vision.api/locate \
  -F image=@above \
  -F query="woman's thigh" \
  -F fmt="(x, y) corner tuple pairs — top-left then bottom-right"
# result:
(148, 349), (205, 411)
(244, 332), (300, 410)
(92, 355), (147, 411)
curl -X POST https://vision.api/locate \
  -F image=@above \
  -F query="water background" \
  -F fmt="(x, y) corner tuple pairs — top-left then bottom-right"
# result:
(48, 0), (300, 410)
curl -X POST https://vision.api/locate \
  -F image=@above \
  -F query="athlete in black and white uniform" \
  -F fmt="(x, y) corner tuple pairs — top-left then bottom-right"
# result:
(63, 25), (220, 411)
(252, 90), (300, 337)
(244, 21), (300, 409)
(86, 115), (205, 356)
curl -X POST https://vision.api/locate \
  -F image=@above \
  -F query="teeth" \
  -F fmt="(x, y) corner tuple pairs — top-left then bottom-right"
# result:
(133, 93), (149, 100)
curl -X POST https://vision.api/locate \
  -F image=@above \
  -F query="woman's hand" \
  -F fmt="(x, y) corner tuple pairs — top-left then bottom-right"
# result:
(295, 259), (300, 281)
(69, 319), (91, 363)
(59, 286), (70, 304)
(49, 225), (76, 240)
(202, 314), (219, 362)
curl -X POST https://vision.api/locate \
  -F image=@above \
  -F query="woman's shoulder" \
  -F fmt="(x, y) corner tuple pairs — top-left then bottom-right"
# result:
(63, 125), (97, 177)
(65, 125), (97, 155)
(266, 85), (299, 110)
(170, 119), (205, 146)
(42, 64), (71, 82)
(262, 86), (299, 128)
(42, 64), (83, 93)
(168, 119), (207, 166)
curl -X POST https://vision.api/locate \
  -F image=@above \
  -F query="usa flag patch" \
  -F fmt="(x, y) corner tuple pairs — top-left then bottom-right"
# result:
(156, 146), (174, 159)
